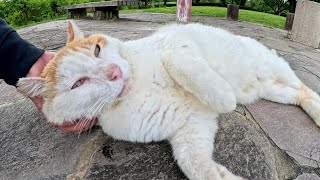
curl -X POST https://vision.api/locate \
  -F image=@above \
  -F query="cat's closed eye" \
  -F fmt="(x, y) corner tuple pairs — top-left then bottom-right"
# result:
(71, 77), (88, 90)
(94, 44), (100, 57)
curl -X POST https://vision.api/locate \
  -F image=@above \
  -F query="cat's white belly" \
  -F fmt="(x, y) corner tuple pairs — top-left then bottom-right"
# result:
(98, 88), (200, 142)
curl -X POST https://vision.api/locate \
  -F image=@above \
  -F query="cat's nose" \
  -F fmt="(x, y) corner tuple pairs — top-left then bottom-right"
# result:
(106, 64), (122, 81)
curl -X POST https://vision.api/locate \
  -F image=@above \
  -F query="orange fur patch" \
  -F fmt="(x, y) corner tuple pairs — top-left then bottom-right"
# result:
(274, 80), (286, 88)
(41, 34), (107, 102)
(296, 83), (312, 105)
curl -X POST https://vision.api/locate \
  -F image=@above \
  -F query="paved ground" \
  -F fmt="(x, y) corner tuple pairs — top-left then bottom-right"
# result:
(1, 13), (320, 180)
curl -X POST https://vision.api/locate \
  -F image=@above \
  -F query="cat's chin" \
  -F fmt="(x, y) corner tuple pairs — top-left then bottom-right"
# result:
(53, 118), (98, 133)
(117, 80), (132, 98)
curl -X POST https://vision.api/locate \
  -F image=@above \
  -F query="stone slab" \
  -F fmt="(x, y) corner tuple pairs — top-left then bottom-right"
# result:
(294, 173), (320, 180)
(0, 80), (26, 106)
(86, 138), (187, 180)
(0, 99), (100, 180)
(291, 0), (320, 48)
(246, 100), (320, 168)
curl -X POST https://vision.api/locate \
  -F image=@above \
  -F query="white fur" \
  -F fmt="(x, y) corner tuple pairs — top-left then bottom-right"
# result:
(17, 23), (320, 180)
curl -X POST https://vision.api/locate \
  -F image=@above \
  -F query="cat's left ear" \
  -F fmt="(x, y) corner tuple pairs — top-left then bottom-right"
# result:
(16, 77), (46, 98)
(67, 21), (84, 44)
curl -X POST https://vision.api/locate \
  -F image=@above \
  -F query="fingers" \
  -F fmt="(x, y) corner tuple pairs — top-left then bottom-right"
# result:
(30, 96), (44, 110)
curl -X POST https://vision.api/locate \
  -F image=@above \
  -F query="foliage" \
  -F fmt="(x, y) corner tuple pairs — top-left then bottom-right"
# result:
(0, 0), (104, 27)
(122, 6), (286, 28)
(220, 0), (247, 6)
(262, 0), (289, 15)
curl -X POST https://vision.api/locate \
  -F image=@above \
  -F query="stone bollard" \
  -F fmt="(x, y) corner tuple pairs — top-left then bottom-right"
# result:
(227, 4), (239, 21)
(291, 0), (320, 48)
(285, 13), (294, 31)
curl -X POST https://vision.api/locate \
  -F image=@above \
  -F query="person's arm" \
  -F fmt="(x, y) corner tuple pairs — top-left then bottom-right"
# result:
(0, 18), (45, 85)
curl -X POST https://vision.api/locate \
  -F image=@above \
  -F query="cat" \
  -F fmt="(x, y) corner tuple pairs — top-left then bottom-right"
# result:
(17, 21), (320, 180)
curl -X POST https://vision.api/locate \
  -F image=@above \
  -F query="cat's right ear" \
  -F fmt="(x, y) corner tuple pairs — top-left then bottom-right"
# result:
(67, 21), (84, 44)
(16, 77), (46, 98)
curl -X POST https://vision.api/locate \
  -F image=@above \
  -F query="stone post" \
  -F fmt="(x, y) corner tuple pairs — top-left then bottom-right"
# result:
(285, 13), (294, 31)
(227, 4), (239, 21)
(176, 0), (192, 23)
(291, 0), (320, 48)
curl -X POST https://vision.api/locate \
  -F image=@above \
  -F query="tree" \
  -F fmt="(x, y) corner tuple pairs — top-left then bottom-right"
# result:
(220, 0), (247, 6)
(220, 0), (227, 6)
(288, 0), (296, 13)
(240, 0), (247, 6)
(262, 0), (289, 15)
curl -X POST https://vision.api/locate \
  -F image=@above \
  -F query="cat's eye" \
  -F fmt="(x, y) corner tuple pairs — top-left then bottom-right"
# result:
(71, 78), (87, 90)
(94, 44), (100, 57)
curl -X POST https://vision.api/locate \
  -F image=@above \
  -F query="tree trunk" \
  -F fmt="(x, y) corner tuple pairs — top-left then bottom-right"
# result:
(288, 0), (297, 13)
(285, 12), (295, 30)
(176, 0), (192, 22)
(227, 4), (239, 21)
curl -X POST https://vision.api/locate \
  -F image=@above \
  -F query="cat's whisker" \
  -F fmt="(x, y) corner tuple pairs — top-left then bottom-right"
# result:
(88, 99), (103, 114)
(91, 99), (106, 116)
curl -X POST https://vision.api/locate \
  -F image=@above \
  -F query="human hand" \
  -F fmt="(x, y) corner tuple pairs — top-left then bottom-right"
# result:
(26, 51), (97, 133)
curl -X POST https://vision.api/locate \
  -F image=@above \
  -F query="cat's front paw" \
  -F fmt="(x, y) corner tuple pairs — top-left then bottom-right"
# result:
(205, 164), (247, 180)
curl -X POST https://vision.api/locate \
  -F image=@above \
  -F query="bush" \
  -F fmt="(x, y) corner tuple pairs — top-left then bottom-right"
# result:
(0, 0), (104, 27)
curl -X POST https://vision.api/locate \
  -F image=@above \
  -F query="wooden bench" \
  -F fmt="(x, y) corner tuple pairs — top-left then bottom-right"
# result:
(61, 0), (143, 20)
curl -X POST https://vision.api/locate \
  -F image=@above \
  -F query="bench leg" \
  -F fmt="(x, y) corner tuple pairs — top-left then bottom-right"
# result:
(112, 10), (119, 19)
(94, 11), (106, 20)
(93, 9), (119, 20)
(67, 8), (86, 19)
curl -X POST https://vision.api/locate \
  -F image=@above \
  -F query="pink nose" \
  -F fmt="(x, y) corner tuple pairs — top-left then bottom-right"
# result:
(106, 64), (122, 81)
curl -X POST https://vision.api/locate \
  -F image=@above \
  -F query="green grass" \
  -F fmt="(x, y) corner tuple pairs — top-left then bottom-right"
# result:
(121, 6), (286, 29)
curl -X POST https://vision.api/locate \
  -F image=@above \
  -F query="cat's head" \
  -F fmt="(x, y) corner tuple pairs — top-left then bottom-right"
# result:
(17, 21), (131, 132)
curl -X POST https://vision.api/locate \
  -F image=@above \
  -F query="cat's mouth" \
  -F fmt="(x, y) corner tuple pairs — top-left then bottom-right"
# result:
(54, 118), (98, 133)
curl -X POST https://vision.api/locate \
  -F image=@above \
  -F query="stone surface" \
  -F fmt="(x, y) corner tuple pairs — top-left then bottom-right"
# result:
(86, 138), (187, 180)
(291, 0), (320, 48)
(295, 173), (320, 180)
(1, 13), (320, 180)
(0, 99), (100, 180)
(0, 80), (26, 106)
(246, 100), (320, 168)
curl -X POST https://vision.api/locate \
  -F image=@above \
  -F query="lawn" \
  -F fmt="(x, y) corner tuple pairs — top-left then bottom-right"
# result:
(121, 6), (286, 29)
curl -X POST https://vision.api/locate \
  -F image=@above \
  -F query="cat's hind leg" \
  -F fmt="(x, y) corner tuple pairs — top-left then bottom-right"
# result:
(260, 78), (320, 127)
(169, 113), (245, 180)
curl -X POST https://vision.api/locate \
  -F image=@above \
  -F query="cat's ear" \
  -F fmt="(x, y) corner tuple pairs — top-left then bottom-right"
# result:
(16, 77), (46, 97)
(67, 21), (84, 44)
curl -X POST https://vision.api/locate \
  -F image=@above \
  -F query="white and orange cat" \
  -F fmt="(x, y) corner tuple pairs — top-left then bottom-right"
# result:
(17, 21), (320, 180)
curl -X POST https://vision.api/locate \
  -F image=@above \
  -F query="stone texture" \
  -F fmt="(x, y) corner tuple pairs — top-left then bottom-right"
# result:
(295, 173), (320, 180)
(0, 99), (100, 180)
(1, 13), (320, 180)
(0, 80), (26, 106)
(291, 0), (320, 48)
(86, 138), (187, 180)
(246, 100), (320, 168)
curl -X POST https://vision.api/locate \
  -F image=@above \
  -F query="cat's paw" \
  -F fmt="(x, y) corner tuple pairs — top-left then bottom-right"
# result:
(204, 164), (246, 180)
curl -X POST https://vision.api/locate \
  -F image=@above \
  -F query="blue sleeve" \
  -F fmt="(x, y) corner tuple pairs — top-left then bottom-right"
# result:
(0, 19), (45, 86)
